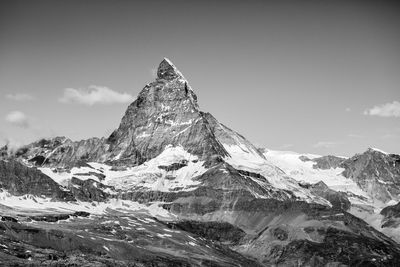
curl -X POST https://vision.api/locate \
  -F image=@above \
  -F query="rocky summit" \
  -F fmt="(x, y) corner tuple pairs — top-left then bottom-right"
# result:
(1, 59), (400, 266)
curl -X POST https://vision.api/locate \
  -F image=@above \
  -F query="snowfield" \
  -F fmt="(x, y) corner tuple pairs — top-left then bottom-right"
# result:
(263, 149), (370, 202)
(40, 145), (207, 192)
(0, 190), (173, 219)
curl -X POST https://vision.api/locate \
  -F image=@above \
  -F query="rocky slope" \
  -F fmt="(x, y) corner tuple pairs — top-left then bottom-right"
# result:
(341, 148), (400, 203)
(295, 148), (400, 204)
(0, 160), (74, 201)
(1, 59), (400, 266)
(264, 148), (400, 243)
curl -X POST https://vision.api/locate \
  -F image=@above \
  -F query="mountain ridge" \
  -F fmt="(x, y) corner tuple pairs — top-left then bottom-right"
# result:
(1, 58), (400, 266)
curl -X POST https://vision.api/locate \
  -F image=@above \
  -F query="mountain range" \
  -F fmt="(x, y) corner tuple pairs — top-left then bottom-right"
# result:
(1, 59), (400, 266)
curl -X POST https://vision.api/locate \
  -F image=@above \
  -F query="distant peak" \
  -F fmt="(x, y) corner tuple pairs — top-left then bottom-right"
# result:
(157, 58), (184, 80)
(367, 147), (388, 155)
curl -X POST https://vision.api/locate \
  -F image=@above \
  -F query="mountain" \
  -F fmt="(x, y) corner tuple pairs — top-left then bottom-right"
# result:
(1, 59), (400, 266)
(341, 148), (400, 203)
(0, 159), (74, 201)
(264, 147), (400, 242)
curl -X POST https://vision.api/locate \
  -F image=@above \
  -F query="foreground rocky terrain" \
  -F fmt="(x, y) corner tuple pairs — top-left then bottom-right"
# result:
(1, 59), (400, 266)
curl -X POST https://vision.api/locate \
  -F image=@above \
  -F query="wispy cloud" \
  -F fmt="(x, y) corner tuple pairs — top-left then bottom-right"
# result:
(348, 133), (364, 138)
(5, 111), (29, 128)
(313, 141), (338, 148)
(6, 93), (34, 101)
(364, 101), (400, 118)
(345, 107), (351, 112)
(59, 85), (134, 106)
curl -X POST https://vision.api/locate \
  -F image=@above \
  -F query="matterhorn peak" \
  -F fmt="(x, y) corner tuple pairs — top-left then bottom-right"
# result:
(157, 57), (185, 81)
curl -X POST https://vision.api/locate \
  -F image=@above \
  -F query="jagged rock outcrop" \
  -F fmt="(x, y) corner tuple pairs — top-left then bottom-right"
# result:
(341, 148), (400, 203)
(381, 201), (400, 228)
(304, 181), (351, 210)
(29, 211), (90, 223)
(171, 220), (246, 245)
(11, 137), (108, 168)
(106, 59), (229, 165)
(0, 160), (74, 201)
(68, 177), (115, 202)
(300, 155), (345, 170)
(300, 149), (400, 203)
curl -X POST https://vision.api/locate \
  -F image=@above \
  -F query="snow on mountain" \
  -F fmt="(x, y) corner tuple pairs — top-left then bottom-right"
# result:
(370, 147), (388, 155)
(101, 145), (207, 192)
(0, 190), (173, 219)
(263, 149), (370, 205)
(2, 59), (400, 266)
(40, 145), (207, 192)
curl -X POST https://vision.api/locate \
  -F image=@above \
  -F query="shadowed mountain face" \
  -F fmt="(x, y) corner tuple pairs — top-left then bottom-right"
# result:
(1, 59), (400, 266)
(0, 160), (74, 201)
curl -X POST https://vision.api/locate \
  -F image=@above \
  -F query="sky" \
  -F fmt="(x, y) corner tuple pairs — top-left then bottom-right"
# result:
(0, 0), (399, 157)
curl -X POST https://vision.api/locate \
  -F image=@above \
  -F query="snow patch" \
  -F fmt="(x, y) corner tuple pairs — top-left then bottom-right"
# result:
(263, 150), (370, 201)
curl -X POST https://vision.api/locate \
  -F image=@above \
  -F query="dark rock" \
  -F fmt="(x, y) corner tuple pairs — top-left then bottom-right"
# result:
(271, 227), (288, 241)
(311, 155), (345, 170)
(69, 177), (115, 202)
(28, 155), (48, 166)
(29, 211), (90, 223)
(381, 202), (400, 228)
(73, 211), (90, 217)
(1, 216), (18, 223)
(340, 148), (400, 202)
(0, 145), (8, 158)
(74, 171), (106, 181)
(173, 220), (246, 245)
(309, 181), (351, 210)
(0, 160), (75, 201)
(272, 227), (400, 266)
(29, 214), (70, 222)
(158, 160), (188, 171)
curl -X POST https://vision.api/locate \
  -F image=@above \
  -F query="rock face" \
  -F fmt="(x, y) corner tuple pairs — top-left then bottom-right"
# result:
(0, 160), (74, 201)
(106, 58), (229, 165)
(68, 177), (115, 202)
(341, 148), (400, 203)
(6, 59), (256, 168)
(8, 137), (108, 168)
(2, 59), (400, 266)
(300, 155), (344, 170)
(0, 215), (261, 267)
(300, 149), (400, 203)
(381, 201), (400, 228)
(306, 181), (351, 210)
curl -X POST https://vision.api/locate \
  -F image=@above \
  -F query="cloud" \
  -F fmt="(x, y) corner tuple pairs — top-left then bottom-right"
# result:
(363, 101), (400, 118)
(0, 137), (25, 152)
(345, 107), (351, 112)
(5, 111), (29, 128)
(59, 85), (134, 105)
(313, 141), (338, 148)
(348, 133), (364, 138)
(6, 93), (34, 101)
